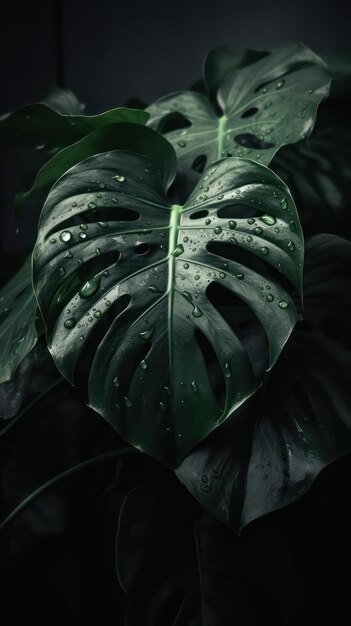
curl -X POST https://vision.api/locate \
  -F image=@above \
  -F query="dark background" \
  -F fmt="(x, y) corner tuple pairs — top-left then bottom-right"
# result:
(1, 1), (351, 625)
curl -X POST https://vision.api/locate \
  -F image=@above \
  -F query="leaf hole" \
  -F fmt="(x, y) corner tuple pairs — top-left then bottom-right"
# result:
(135, 243), (150, 255)
(195, 329), (225, 407)
(190, 210), (209, 220)
(218, 204), (263, 219)
(206, 282), (269, 378)
(157, 112), (191, 134)
(234, 134), (275, 150)
(192, 155), (207, 173)
(73, 294), (132, 391)
(241, 107), (259, 119)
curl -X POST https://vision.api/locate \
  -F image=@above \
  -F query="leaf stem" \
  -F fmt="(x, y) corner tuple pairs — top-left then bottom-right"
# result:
(0, 378), (65, 437)
(0, 447), (141, 531)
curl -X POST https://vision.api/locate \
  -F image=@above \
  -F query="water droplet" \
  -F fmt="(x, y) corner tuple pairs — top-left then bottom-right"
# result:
(79, 276), (101, 299)
(148, 285), (163, 293)
(278, 300), (289, 309)
(78, 232), (87, 240)
(95, 248), (101, 256)
(192, 305), (203, 318)
(114, 175), (125, 182)
(50, 237), (57, 244)
(60, 230), (72, 243)
(254, 226), (263, 235)
(260, 246), (269, 255)
(103, 270), (109, 277)
(247, 218), (255, 225)
(97, 221), (108, 228)
(113, 377), (120, 387)
(88, 202), (96, 209)
(105, 300), (111, 306)
(280, 198), (288, 210)
(205, 219), (211, 225)
(80, 223), (88, 231)
(219, 272), (226, 279)
(276, 78), (285, 89)
(138, 327), (154, 340)
(266, 294), (274, 302)
(140, 359), (148, 370)
(183, 236), (189, 242)
(191, 380), (198, 393)
(172, 244), (184, 257)
(236, 273), (244, 280)
(247, 235), (252, 242)
(261, 215), (276, 226)
(99, 182), (106, 189)
(183, 263), (189, 269)
(287, 241), (295, 251)
(217, 194), (224, 200)
(71, 201), (77, 207)
(64, 318), (76, 329)
(59, 266), (66, 277)
(194, 274), (200, 280)
(224, 362), (231, 378)
(289, 221), (297, 232)
(125, 397), (132, 408)
(308, 88), (314, 95)
(65, 251), (73, 259)
(214, 226), (222, 234)
(79, 335), (85, 341)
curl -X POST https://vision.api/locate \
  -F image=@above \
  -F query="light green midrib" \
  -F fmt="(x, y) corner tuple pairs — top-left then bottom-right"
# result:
(167, 204), (181, 373)
(217, 114), (227, 159)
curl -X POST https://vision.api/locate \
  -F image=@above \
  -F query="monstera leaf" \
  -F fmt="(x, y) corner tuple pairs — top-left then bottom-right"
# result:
(0, 256), (40, 384)
(176, 235), (351, 532)
(147, 44), (330, 173)
(33, 123), (303, 467)
(0, 102), (148, 212)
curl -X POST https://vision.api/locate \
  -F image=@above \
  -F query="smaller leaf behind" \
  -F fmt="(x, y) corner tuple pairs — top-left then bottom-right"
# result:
(0, 256), (39, 384)
(147, 43), (330, 172)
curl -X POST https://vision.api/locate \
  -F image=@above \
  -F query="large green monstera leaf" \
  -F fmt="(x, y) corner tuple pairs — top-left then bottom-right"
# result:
(147, 44), (330, 171)
(33, 124), (303, 467)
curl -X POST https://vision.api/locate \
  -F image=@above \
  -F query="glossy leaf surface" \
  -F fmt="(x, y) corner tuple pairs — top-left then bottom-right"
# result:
(0, 257), (39, 384)
(147, 44), (330, 171)
(33, 125), (303, 467)
(176, 235), (351, 531)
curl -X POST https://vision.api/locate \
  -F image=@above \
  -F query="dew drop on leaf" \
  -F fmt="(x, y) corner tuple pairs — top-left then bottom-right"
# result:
(60, 230), (72, 243)
(138, 327), (154, 341)
(191, 380), (198, 393)
(278, 300), (289, 309)
(260, 246), (269, 255)
(261, 215), (276, 226)
(171, 244), (184, 257)
(79, 276), (101, 299)
(224, 362), (231, 378)
(64, 318), (76, 329)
